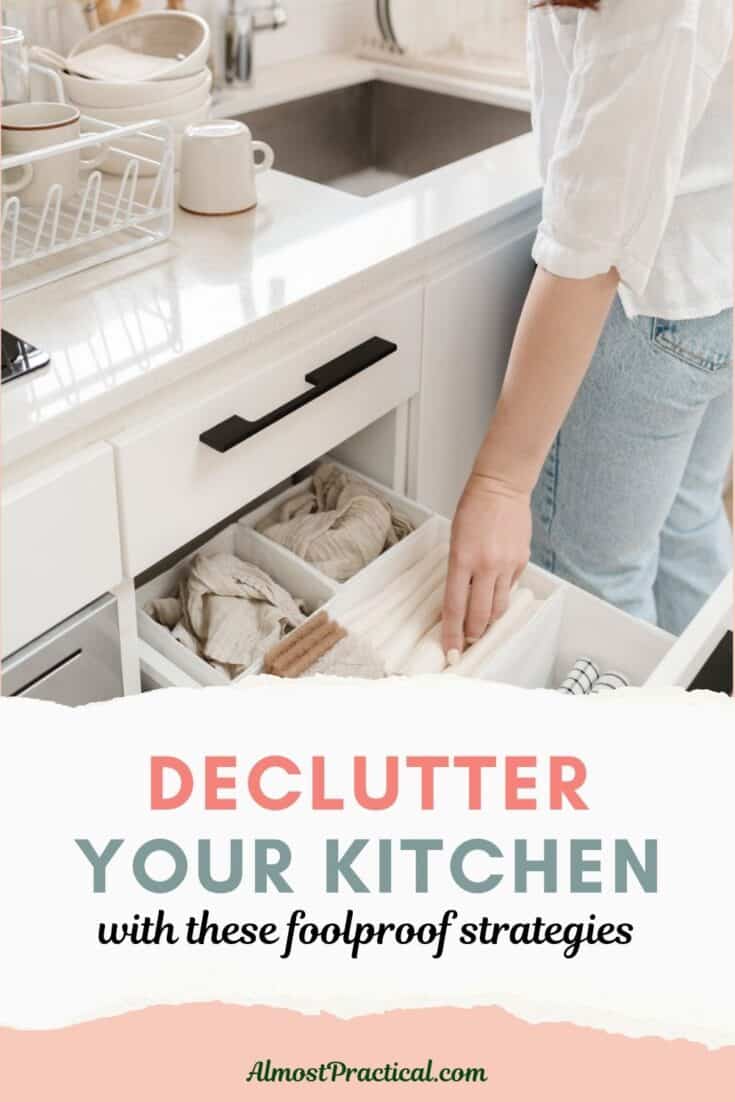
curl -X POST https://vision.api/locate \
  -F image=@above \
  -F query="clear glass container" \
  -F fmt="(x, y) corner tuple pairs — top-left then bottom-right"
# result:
(2, 26), (30, 106)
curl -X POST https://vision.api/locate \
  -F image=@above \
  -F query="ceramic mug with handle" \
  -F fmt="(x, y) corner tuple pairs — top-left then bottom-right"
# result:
(178, 119), (275, 215)
(1, 102), (105, 207)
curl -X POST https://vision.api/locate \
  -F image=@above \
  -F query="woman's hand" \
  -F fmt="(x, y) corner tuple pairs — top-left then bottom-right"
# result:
(442, 473), (532, 662)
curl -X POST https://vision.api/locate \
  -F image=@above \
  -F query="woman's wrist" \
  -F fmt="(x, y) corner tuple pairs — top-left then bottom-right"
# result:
(466, 470), (532, 503)
(471, 410), (547, 498)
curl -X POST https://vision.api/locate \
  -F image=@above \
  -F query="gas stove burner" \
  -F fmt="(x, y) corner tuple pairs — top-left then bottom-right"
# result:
(1, 329), (50, 384)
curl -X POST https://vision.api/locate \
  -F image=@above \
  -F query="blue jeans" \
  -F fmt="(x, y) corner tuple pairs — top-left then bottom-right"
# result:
(531, 297), (733, 635)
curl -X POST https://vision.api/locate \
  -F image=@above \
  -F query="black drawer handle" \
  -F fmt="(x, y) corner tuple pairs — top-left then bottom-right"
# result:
(199, 336), (398, 454)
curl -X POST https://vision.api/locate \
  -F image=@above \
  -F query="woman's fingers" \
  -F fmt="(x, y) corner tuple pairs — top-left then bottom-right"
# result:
(464, 572), (496, 644)
(442, 560), (471, 662)
(491, 574), (513, 624)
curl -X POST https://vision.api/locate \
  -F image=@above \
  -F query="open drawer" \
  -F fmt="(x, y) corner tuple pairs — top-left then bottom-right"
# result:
(136, 457), (427, 688)
(646, 573), (732, 690)
(137, 461), (728, 693)
(113, 286), (423, 577)
(326, 514), (676, 689)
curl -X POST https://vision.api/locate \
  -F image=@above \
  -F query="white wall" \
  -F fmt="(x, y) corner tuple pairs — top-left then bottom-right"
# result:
(6, 0), (525, 74)
(4, 0), (372, 62)
(369, 1), (526, 64)
(255, 0), (372, 67)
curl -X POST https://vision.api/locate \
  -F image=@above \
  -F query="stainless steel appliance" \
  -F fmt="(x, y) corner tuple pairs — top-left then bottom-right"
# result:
(2, 329), (49, 384)
(2, 594), (124, 704)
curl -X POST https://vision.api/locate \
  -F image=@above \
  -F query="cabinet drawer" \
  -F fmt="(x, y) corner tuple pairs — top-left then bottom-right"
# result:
(136, 469), (697, 694)
(646, 574), (732, 689)
(113, 288), (423, 576)
(2, 595), (123, 705)
(1, 445), (122, 656)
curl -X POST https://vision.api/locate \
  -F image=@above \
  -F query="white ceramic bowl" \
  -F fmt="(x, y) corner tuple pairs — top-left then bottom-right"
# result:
(72, 76), (211, 123)
(68, 11), (210, 82)
(60, 66), (211, 110)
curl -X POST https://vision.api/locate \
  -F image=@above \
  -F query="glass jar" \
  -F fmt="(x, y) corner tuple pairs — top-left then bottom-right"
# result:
(2, 26), (30, 106)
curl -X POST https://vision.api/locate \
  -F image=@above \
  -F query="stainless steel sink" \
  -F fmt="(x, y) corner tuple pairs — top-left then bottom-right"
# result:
(238, 80), (531, 197)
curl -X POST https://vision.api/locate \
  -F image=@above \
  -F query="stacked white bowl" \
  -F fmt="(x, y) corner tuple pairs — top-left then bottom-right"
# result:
(31, 13), (212, 168)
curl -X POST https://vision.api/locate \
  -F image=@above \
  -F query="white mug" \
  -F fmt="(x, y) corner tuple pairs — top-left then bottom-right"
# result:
(178, 119), (275, 216)
(1, 101), (105, 208)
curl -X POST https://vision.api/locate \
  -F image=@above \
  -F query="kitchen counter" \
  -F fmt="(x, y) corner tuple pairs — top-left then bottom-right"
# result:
(2, 54), (540, 469)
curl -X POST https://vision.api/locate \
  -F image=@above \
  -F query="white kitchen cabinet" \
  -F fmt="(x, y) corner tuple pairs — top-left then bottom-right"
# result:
(1, 444), (122, 657)
(412, 217), (536, 517)
(112, 287), (423, 577)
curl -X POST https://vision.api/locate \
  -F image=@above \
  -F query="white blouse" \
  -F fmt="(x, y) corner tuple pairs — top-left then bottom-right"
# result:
(528, 0), (733, 320)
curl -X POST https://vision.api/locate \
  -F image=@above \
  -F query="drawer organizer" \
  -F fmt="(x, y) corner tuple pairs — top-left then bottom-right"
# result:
(138, 458), (682, 692)
(137, 460), (431, 686)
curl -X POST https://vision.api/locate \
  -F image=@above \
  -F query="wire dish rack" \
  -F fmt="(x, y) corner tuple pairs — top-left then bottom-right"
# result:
(1, 73), (175, 299)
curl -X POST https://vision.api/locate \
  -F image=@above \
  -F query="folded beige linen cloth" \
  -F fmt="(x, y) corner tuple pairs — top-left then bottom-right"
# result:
(146, 552), (306, 679)
(305, 632), (386, 679)
(255, 464), (414, 582)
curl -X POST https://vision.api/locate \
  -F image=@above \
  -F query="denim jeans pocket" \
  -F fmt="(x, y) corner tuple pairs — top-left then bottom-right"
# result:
(649, 311), (733, 374)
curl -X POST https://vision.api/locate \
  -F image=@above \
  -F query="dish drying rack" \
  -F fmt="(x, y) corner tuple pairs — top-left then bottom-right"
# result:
(1, 65), (175, 300)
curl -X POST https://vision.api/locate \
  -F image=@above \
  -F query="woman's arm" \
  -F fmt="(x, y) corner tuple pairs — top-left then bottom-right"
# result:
(441, 265), (619, 661)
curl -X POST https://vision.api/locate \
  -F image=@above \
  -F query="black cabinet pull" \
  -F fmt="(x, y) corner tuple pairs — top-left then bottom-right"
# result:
(200, 336), (398, 454)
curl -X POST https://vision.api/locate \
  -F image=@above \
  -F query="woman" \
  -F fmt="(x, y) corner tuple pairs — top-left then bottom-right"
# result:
(442, 0), (733, 662)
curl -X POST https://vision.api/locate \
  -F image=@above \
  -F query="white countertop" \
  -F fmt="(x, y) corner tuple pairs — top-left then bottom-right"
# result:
(2, 54), (540, 468)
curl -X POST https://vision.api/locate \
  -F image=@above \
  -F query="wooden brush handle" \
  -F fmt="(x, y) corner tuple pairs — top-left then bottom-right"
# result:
(94, 0), (142, 26)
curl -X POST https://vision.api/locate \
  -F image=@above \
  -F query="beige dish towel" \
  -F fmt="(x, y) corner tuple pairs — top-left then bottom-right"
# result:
(146, 552), (306, 679)
(305, 632), (386, 679)
(256, 464), (414, 582)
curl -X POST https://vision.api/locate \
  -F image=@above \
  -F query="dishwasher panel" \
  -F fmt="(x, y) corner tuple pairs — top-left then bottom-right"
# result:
(1, 594), (123, 705)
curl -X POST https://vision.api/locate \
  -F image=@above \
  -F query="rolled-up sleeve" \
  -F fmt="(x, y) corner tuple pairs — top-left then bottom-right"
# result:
(533, 1), (715, 297)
